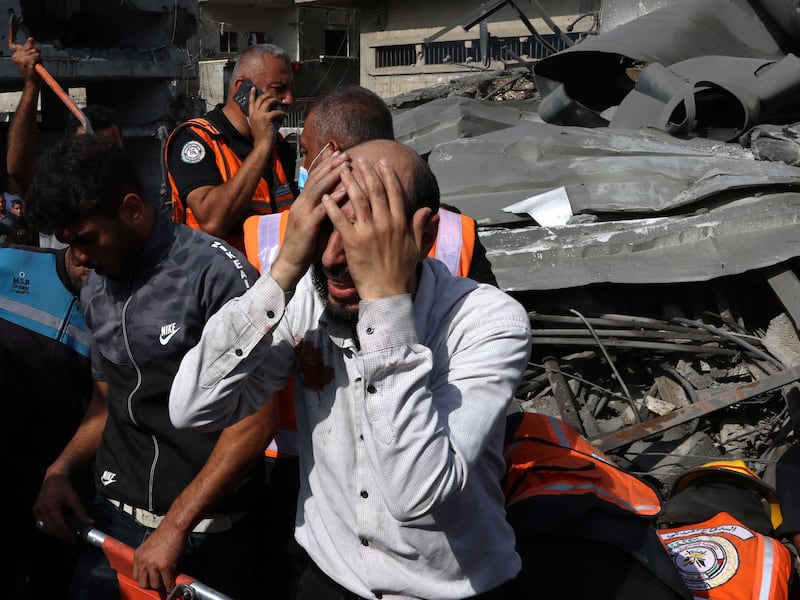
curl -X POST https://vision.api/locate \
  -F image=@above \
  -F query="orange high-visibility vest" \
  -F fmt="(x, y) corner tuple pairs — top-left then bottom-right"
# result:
(502, 412), (662, 515)
(658, 511), (792, 600)
(242, 207), (477, 459)
(243, 208), (475, 275)
(430, 208), (476, 278)
(165, 118), (294, 253)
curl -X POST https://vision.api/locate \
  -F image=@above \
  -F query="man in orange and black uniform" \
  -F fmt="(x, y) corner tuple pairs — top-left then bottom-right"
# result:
(658, 460), (795, 599)
(503, 411), (692, 600)
(165, 44), (296, 253)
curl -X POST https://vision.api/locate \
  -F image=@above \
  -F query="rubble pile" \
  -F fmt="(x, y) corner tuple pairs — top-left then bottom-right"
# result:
(392, 0), (800, 493)
(517, 305), (800, 493)
(390, 68), (538, 109)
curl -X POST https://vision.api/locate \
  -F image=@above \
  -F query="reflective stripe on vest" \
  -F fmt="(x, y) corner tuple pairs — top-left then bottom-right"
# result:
(434, 209), (462, 275)
(265, 429), (300, 458)
(243, 209), (482, 460)
(243, 212), (298, 459)
(658, 511), (792, 600)
(165, 118), (293, 252)
(503, 413), (662, 515)
(431, 208), (476, 277)
(0, 249), (90, 357)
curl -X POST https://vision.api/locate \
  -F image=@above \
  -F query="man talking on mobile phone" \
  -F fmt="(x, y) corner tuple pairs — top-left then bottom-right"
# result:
(165, 44), (297, 253)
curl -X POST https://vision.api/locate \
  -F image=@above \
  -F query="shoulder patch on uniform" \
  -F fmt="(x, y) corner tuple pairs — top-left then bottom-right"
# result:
(181, 141), (206, 164)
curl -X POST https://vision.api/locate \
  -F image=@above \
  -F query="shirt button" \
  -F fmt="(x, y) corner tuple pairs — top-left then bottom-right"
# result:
(366, 327), (374, 334)
(359, 434), (364, 441)
(360, 490), (368, 498)
(234, 349), (243, 356)
(367, 385), (376, 393)
(361, 538), (369, 547)
(267, 310), (275, 319)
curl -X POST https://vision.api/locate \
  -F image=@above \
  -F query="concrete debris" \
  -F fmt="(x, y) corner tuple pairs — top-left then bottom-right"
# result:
(389, 69), (538, 109)
(384, 0), (800, 495)
(763, 313), (800, 368)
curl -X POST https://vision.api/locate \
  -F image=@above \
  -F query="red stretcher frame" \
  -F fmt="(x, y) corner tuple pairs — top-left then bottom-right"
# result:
(68, 516), (233, 600)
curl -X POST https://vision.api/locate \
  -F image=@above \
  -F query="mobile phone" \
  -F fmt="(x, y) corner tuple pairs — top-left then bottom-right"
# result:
(233, 79), (290, 120)
(233, 79), (263, 116)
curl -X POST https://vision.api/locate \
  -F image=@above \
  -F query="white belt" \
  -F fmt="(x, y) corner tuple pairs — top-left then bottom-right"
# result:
(107, 498), (244, 533)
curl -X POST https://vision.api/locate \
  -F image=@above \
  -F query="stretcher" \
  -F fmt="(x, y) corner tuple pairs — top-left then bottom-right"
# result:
(67, 515), (233, 600)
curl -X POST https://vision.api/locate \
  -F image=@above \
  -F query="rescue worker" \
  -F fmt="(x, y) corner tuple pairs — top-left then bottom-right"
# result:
(657, 460), (795, 600)
(504, 410), (692, 600)
(2, 244), (91, 599)
(7, 35), (124, 251)
(7, 37), (123, 199)
(165, 44), (296, 253)
(289, 84), (497, 285)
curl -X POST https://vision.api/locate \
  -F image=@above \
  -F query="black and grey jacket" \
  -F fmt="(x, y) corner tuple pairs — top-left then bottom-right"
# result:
(82, 210), (259, 514)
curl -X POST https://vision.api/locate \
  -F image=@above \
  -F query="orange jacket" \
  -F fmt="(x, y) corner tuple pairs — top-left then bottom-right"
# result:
(658, 511), (792, 600)
(165, 118), (294, 253)
(502, 412), (662, 515)
(242, 208), (478, 459)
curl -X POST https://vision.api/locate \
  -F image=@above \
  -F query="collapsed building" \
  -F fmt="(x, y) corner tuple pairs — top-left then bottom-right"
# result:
(393, 0), (800, 492)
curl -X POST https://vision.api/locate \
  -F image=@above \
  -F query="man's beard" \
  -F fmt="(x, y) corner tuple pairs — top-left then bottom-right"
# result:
(88, 221), (142, 280)
(312, 262), (359, 325)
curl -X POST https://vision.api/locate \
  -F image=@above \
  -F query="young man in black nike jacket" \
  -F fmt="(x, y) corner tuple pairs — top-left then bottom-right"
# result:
(25, 134), (277, 599)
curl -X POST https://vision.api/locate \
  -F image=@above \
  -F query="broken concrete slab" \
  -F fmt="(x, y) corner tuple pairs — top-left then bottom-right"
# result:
(532, 0), (787, 127)
(393, 96), (540, 156)
(427, 120), (800, 228)
(482, 192), (800, 292)
(608, 54), (800, 142)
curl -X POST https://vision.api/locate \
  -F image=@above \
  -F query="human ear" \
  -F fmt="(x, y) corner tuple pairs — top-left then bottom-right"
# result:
(414, 208), (439, 260)
(119, 193), (144, 224)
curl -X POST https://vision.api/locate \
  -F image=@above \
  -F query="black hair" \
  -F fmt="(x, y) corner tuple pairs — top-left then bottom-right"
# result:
(309, 85), (394, 148)
(26, 135), (143, 234)
(65, 105), (120, 137)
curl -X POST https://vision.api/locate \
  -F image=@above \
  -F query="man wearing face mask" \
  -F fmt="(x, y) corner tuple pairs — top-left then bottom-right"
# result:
(165, 44), (297, 253)
(283, 85), (497, 285)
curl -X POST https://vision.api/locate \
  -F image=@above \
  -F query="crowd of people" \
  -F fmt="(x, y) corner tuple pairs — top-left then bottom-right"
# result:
(4, 36), (800, 600)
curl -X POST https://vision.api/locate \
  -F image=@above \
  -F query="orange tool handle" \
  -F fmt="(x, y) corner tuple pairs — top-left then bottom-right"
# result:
(8, 14), (93, 135)
(32, 63), (94, 134)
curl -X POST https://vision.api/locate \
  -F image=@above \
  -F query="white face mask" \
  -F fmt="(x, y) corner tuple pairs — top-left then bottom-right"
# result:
(297, 142), (332, 192)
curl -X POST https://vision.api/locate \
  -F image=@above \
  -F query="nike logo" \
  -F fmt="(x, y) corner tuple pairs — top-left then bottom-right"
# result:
(101, 470), (117, 486)
(159, 322), (181, 346)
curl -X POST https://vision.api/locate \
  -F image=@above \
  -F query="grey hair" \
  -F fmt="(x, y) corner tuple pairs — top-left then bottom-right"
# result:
(231, 44), (291, 81)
